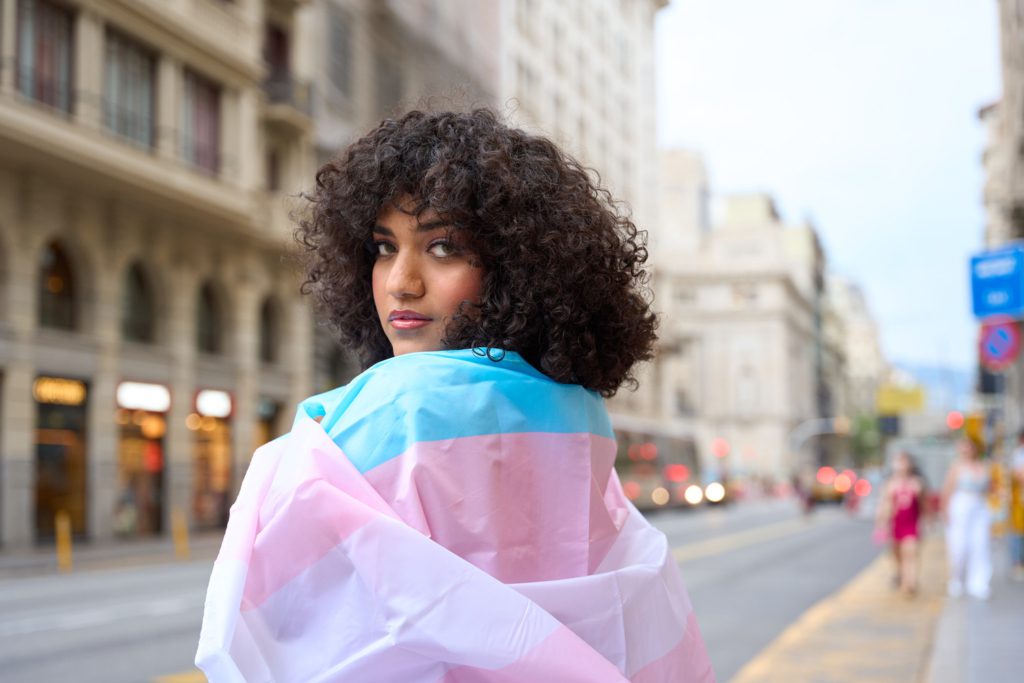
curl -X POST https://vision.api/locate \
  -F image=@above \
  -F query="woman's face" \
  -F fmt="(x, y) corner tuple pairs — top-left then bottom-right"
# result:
(958, 439), (977, 461)
(371, 198), (484, 357)
(894, 453), (911, 476)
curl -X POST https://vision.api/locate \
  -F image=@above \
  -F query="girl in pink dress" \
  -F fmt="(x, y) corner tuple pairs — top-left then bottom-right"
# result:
(876, 452), (925, 595)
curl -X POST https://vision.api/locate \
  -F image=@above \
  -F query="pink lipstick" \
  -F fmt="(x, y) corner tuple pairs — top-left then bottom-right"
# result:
(388, 309), (432, 330)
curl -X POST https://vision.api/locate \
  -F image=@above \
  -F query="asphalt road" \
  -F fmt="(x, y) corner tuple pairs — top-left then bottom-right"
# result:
(653, 498), (880, 681)
(0, 498), (879, 683)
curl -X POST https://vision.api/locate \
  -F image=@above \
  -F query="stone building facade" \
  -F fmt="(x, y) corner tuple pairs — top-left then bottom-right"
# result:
(827, 275), (887, 418)
(630, 150), (876, 480)
(0, 0), (668, 546)
(306, 0), (665, 235)
(993, 0), (1024, 241)
(499, 0), (665, 235)
(979, 2), (1024, 435)
(0, 0), (315, 546)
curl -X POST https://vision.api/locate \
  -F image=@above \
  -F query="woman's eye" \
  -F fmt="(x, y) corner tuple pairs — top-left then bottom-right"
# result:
(428, 241), (455, 257)
(374, 241), (395, 256)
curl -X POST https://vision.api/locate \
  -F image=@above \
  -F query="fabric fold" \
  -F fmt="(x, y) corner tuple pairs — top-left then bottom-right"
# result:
(196, 349), (714, 682)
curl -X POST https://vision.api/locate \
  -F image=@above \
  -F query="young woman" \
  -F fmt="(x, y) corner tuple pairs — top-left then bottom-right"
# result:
(195, 110), (714, 682)
(875, 451), (925, 595)
(942, 439), (994, 599)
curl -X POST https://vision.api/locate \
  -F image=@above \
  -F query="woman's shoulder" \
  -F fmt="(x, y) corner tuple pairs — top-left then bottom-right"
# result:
(298, 348), (611, 436)
(293, 348), (613, 474)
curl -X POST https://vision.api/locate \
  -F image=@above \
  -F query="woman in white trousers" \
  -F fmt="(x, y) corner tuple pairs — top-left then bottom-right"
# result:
(942, 439), (993, 599)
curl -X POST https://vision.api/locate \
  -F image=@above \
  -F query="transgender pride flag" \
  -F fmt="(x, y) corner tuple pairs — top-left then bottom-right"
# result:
(196, 349), (714, 682)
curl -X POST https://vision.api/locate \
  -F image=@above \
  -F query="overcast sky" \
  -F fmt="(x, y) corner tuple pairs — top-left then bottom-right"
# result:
(655, 0), (1001, 373)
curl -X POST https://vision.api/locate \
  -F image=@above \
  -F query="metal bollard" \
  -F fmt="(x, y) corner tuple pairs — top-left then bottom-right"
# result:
(55, 510), (73, 573)
(172, 507), (191, 560)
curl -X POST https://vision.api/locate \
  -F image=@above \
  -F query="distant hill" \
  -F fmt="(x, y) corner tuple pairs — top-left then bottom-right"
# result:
(893, 362), (973, 412)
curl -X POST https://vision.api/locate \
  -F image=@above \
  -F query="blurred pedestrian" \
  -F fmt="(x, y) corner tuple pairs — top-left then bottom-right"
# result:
(875, 451), (925, 595)
(792, 469), (815, 515)
(195, 109), (714, 682)
(1010, 431), (1024, 580)
(942, 439), (994, 599)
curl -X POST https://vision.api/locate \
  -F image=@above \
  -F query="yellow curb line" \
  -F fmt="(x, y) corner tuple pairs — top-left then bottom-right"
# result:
(728, 536), (946, 683)
(152, 669), (206, 683)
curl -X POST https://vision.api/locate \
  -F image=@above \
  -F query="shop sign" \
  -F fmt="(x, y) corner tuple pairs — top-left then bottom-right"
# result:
(196, 389), (232, 418)
(971, 245), (1024, 319)
(875, 384), (925, 415)
(33, 377), (87, 406)
(116, 382), (171, 412)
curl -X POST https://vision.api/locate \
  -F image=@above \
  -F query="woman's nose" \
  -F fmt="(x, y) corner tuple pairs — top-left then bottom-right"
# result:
(387, 253), (425, 299)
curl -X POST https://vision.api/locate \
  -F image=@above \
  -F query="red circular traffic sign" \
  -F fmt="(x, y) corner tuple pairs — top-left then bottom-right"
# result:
(979, 317), (1021, 371)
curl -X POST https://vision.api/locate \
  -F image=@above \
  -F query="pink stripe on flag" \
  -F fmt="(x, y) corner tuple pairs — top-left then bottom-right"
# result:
(238, 416), (400, 610)
(440, 623), (629, 683)
(364, 431), (621, 583)
(214, 437), (285, 568)
(630, 612), (716, 683)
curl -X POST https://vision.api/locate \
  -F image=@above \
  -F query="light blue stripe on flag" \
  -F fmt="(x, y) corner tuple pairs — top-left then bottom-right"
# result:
(295, 349), (612, 474)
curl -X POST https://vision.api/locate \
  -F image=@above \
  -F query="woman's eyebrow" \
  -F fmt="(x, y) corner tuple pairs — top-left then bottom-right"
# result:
(416, 218), (451, 232)
(373, 221), (450, 235)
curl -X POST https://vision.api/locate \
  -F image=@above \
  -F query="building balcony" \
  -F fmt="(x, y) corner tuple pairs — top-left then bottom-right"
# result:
(269, 0), (312, 9)
(0, 81), (256, 237)
(263, 73), (314, 134)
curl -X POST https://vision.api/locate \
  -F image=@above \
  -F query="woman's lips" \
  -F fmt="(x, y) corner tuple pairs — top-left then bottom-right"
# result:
(391, 318), (431, 330)
(389, 310), (432, 330)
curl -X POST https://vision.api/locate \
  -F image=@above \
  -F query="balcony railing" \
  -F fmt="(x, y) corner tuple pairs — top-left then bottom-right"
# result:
(263, 73), (313, 118)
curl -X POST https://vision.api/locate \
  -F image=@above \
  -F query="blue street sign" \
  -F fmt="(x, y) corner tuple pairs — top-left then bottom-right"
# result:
(971, 245), (1024, 319)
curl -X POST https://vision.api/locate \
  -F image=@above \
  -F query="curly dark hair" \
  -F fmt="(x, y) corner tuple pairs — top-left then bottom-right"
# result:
(296, 108), (657, 397)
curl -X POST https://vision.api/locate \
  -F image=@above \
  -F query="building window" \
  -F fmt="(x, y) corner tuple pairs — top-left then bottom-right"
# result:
(733, 282), (758, 306)
(328, 5), (352, 97)
(736, 366), (758, 413)
(122, 262), (155, 343)
(196, 282), (222, 354)
(674, 285), (696, 306)
(675, 388), (695, 417)
(266, 147), (280, 191)
(374, 53), (402, 115)
(259, 297), (277, 364)
(38, 241), (76, 330)
(264, 23), (289, 81)
(16, 0), (74, 113)
(104, 30), (156, 148)
(182, 69), (221, 175)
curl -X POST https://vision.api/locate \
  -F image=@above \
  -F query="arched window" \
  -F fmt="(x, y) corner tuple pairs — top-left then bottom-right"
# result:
(259, 297), (277, 364)
(196, 282), (221, 354)
(122, 262), (155, 343)
(39, 241), (76, 330)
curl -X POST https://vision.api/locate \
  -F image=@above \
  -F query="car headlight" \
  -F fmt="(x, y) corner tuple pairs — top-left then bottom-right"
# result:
(705, 482), (726, 503)
(683, 484), (704, 505)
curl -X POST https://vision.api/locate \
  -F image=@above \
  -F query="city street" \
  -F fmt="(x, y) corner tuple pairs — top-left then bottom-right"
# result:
(656, 499), (879, 681)
(0, 0), (1014, 681)
(0, 499), (879, 683)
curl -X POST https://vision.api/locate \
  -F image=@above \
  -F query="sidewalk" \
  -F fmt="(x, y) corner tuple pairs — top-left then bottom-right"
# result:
(0, 532), (223, 579)
(926, 541), (1024, 683)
